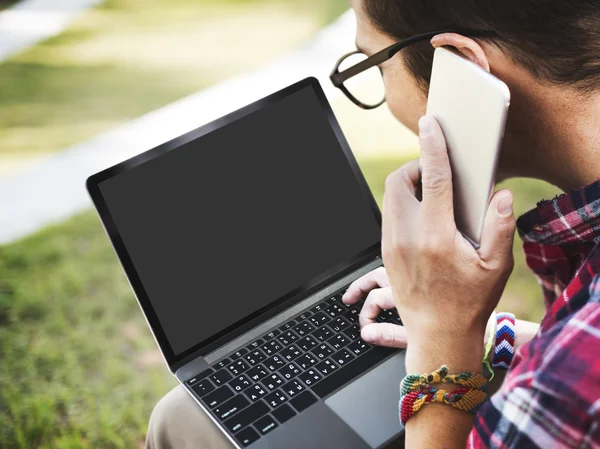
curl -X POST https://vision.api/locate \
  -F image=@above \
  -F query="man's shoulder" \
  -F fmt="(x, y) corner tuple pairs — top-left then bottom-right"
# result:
(507, 274), (600, 409)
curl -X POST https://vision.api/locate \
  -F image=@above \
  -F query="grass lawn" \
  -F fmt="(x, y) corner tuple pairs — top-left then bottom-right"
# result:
(0, 154), (560, 448)
(0, 0), (347, 160)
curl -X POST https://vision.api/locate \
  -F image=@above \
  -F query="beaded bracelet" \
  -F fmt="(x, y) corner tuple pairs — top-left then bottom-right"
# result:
(399, 385), (488, 426)
(492, 312), (516, 369)
(400, 365), (488, 395)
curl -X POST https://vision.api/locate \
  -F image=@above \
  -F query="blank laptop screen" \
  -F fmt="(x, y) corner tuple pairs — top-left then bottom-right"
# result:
(98, 85), (381, 356)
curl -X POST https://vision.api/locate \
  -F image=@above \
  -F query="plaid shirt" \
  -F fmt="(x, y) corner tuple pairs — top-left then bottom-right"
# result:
(468, 179), (600, 448)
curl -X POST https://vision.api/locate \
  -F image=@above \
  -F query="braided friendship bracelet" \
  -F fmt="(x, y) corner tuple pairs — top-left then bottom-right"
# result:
(400, 365), (488, 395)
(483, 311), (497, 380)
(399, 386), (488, 426)
(492, 312), (516, 369)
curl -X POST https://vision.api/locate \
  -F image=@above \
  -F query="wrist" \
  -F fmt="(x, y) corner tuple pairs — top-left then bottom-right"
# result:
(405, 330), (484, 374)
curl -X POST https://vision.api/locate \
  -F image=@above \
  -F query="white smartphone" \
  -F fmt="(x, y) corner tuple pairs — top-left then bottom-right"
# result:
(425, 47), (511, 248)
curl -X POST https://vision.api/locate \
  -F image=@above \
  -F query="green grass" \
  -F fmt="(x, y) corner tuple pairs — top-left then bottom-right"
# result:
(0, 0), (347, 157)
(0, 155), (560, 448)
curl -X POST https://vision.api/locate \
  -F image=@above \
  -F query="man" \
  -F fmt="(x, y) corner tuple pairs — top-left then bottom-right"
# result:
(146, 0), (600, 447)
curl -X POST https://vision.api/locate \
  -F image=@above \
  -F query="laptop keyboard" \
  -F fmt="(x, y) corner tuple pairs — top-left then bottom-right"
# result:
(185, 288), (401, 447)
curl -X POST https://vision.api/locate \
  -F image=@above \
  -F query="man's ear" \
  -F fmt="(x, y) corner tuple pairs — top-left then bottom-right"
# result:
(430, 33), (490, 72)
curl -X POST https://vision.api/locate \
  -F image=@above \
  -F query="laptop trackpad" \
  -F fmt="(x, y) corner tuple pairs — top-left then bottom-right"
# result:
(325, 351), (406, 448)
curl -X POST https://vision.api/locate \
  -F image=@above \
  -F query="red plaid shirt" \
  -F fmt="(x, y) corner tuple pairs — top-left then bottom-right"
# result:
(468, 179), (600, 448)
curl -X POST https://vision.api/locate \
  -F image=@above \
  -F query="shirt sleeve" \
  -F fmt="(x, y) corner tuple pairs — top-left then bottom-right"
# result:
(467, 276), (600, 449)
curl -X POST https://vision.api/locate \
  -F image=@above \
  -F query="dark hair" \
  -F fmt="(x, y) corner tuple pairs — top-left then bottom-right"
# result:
(363, 0), (600, 93)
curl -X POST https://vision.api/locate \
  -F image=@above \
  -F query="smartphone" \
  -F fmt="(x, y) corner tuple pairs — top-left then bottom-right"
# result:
(425, 47), (511, 248)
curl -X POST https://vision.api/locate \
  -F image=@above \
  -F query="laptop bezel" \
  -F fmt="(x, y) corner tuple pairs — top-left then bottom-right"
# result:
(86, 77), (383, 371)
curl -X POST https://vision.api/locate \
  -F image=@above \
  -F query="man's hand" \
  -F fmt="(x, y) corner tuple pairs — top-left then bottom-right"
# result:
(382, 115), (516, 373)
(342, 267), (407, 348)
(381, 115), (517, 448)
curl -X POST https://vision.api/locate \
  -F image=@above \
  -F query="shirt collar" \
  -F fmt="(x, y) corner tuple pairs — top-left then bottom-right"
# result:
(516, 179), (600, 245)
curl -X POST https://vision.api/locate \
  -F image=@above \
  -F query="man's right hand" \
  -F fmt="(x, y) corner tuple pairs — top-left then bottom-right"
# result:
(342, 267), (407, 349)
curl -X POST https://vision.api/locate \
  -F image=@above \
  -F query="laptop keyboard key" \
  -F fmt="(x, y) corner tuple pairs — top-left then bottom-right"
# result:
(245, 384), (269, 402)
(264, 354), (285, 372)
(214, 394), (250, 421)
(297, 335), (318, 351)
(329, 334), (350, 351)
(278, 320), (296, 332)
(204, 385), (235, 408)
(295, 321), (315, 337)
(235, 426), (260, 447)
(272, 403), (296, 424)
(264, 389), (288, 408)
(343, 308), (360, 323)
(214, 358), (231, 370)
(248, 338), (265, 350)
(312, 325), (333, 342)
(290, 390), (318, 412)
(224, 400), (269, 433)
(313, 343), (334, 360)
(278, 330), (299, 346)
(191, 378), (215, 397)
(310, 302), (327, 314)
(309, 312), (330, 327)
(280, 344), (302, 362)
(246, 364), (270, 382)
(264, 330), (280, 341)
(263, 372), (285, 390)
(230, 374), (252, 393)
(329, 316), (351, 332)
(325, 296), (338, 304)
(279, 362), (301, 381)
(298, 368), (322, 387)
(210, 369), (233, 387)
(254, 415), (278, 435)
(261, 340), (282, 356)
(282, 379), (305, 397)
(315, 359), (339, 377)
(324, 303), (345, 318)
(228, 360), (250, 376)
(295, 353), (318, 370)
(332, 348), (355, 366)
(347, 340), (371, 356)
(297, 311), (312, 322)
(231, 348), (248, 360)
(186, 368), (213, 386)
(244, 349), (267, 366)
(344, 324), (361, 341)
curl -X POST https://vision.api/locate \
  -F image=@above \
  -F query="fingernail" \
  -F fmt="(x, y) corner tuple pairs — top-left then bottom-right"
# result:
(498, 192), (513, 217)
(361, 325), (375, 342)
(418, 116), (433, 137)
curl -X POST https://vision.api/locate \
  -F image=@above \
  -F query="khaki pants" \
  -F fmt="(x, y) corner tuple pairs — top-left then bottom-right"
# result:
(146, 385), (234, 449)
(145, 385), (406, 449)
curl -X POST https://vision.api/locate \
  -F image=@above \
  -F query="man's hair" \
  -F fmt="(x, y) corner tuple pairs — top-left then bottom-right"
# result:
(363, 0), (600, 93)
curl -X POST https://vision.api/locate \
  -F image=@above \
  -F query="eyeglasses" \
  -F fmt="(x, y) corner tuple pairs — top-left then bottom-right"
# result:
(330, 29), (488, 110)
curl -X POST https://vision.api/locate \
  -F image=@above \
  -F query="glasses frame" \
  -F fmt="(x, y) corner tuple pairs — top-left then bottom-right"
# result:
(330, 29), (490, 109)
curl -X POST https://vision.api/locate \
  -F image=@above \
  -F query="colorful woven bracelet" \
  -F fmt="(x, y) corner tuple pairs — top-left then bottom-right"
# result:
(400, 365), (488, 395)
(483, 311), (497, 380)
(492, 312), (516, 369)
(399, 385), (488, 426)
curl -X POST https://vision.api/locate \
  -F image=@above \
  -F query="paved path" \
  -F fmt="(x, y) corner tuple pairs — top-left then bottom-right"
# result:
(0, 8), (419, 244)
(0, 0), (103, 62)
(0, 11), (358, 244)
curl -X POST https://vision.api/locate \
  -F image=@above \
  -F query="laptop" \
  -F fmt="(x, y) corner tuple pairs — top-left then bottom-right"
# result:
(86, 77), (406, 449)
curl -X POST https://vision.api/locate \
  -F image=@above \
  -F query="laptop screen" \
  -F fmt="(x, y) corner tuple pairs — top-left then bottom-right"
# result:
(97, 83), (381, 359)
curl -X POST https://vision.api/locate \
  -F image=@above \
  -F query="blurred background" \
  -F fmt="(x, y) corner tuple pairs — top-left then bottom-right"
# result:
(0, 0), (559, 447)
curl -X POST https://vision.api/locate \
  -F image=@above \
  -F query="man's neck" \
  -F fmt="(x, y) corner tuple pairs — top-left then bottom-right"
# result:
(498, 64), (600, 192)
